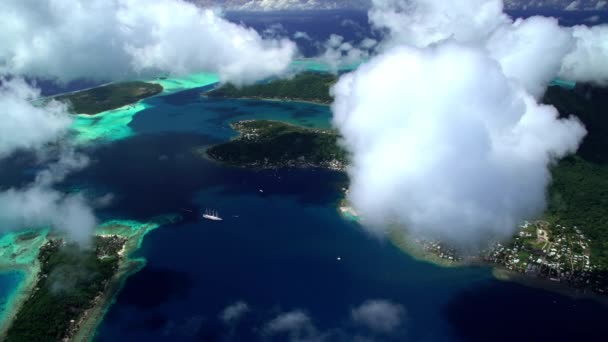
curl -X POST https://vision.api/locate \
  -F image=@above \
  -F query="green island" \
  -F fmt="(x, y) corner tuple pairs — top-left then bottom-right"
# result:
(204, 120), (347, 170)
(56, 81), (163, 115)
(206, 72), (337, 104)
(5, 236), (125, 342)
(0, 215), (178, 342)
(70, 74), (220, 144)
(205, 74), (608, 297)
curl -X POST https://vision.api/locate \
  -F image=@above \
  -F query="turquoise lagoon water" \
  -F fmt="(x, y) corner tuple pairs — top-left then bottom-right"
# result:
(0, 271), (24, 324)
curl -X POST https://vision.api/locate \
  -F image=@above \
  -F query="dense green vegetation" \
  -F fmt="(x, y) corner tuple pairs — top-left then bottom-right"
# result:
(548, 158), (608, 268)
(5, 236), (125, 342)
(56, 81), (162, 115)
(207, 72), (337, 104)
(544, 84), (608, 269)
(206, 120), (347, 169)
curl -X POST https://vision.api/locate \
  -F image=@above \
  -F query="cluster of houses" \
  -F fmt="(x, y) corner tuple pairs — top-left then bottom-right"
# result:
(324, 158), (346, 171)
(234, 121), (262, 140)
(484, 221), (606, 294)
(413, 239), (463, 263)
(336, 193), (608, 295)
(405, 220), (606, 295)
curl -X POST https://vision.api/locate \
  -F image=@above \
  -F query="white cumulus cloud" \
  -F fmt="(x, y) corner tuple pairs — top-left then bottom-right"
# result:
(351, 299), (406, 334)
(0, 79), (72, 158)
(317, 34), (375, 73)
(220, 301), (250, 325)
(332, 43), (586, 245)
(263, 310), (320, 341)
(328, 0), (608, 246)
(368, 0), (608, 87)
(0, 0), (302, 242)
(0, 79), (96, 243)
(560, 25), (608, 84)
(0, 0), (297, 85)
(369, 0), (509, 50)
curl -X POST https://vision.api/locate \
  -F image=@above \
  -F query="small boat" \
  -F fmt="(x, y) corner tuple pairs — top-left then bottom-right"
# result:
(202, 209), (223, 221)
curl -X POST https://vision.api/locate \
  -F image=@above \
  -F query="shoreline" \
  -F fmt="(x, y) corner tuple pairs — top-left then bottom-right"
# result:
(74, 215), (180, 341)
(0, 216), (179, 341)
(202, 119), (344, 171)
(73, 258), (147, 342)
(0, 230), (50, 336)
(0, 266), (40, 337)
(388, 231), (465, 269)
(203, 94), (331, 107)
(336, 203), (460, 269)
(492, 268), (608, 305)
(394, 233), (608, 304)
(336, 202), (608, 303)
(71, 74), (220, 145)
(390, 228), (608, 303)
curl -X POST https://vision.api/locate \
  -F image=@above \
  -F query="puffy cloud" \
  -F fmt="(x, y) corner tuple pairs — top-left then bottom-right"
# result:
(0, 150), (96, 244)
(486, 16), (575, 97)
(220, 301), (250, 325)
(559, 25), (608, 84)
(93, 193), (115, 209)
(317, 35), (375, 73)
(0, 79), (72, 158)
(351, 299), (406, 334)
(565, 0), (581, 10)
(0, 186), (96, 244)
(0, 0), (297, 85)
(368, 0), (608, 87)
(259, 300), (407, 341)
(584, 15), (601, 23)
(0, 79), (96, 243)
(263, 310), (320, 341)
(294, 31), (313, 41)
(369, 0), (509, 50)
(329, 0), (608, 246)
(0, 0), (301, 242)
(331, 43), (586, 245)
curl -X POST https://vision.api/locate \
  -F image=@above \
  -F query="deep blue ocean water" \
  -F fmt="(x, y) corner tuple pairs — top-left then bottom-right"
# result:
(46, 86), (603, 342)
(0, 9), (607, 342)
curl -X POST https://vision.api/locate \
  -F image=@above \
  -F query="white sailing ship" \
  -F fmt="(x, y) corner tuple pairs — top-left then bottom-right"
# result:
(202, 209), (223, 221)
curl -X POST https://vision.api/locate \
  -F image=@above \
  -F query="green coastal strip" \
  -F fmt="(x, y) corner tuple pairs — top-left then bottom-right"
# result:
(74, 215), (180, 342)
(68, 63), (343, 145)
(68, 74), (220, 144)
(0, 230), (50, 337)
(0, 215), (179, 342)
(207, 72), (337, 105)
(56, 82), (162, 115)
